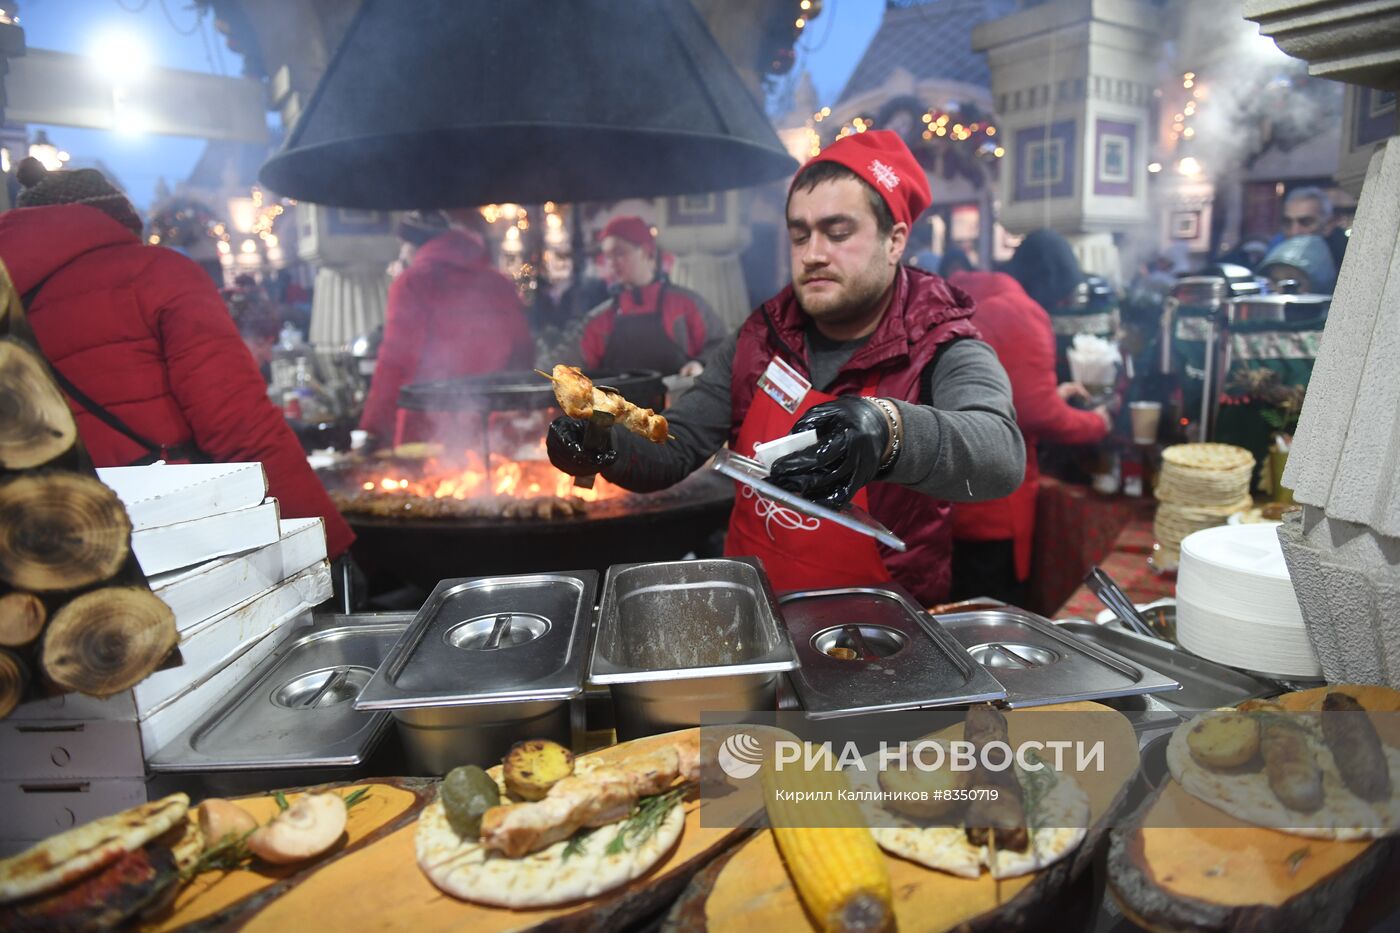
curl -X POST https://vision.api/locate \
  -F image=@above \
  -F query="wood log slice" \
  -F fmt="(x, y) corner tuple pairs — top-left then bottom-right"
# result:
(42, 587), (176, 697)
(0, 646), (29, 719)
(0, 591), (46, 647)
(1108, 685), (1400, 933)
(0, 473), (131, 592)
(689, 702), (1140, 933)
(0, 338), (78, 470)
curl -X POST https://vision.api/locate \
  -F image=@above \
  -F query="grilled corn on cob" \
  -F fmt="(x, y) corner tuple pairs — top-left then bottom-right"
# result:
(763, 745), (893, 933)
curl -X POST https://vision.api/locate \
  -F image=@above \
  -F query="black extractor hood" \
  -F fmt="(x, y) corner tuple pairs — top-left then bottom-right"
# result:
(260, 0), (799, 208)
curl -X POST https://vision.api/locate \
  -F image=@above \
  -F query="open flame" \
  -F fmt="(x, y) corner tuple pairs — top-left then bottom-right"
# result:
(359, 439), (626, 503)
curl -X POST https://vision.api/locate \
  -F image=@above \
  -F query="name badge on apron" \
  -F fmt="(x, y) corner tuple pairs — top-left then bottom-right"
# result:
(757, 357), (811, 415)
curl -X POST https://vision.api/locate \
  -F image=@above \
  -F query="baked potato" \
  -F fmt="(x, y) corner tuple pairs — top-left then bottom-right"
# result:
(1188, 712), (1262, 770)
(878, 753), (966, 820)
(503, 739), (575, 801)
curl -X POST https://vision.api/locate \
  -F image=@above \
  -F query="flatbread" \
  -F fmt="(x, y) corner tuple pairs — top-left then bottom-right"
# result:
(415, 799), (684, 909)
(1166, 711), (1400, 840)
(843, 753), (1089, 880)
(0, 793), (189, 904)
(415, 758), (685, 908)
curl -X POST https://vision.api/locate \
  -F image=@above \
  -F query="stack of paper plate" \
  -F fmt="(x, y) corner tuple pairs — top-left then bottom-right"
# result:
(1175, 523), (1321, 678)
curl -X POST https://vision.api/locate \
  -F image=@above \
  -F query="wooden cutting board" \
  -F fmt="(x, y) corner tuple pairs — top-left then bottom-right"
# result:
(683, 701), (1139, 932)
(1109, 685), (1400, 933)
(145, 729), (748, 932)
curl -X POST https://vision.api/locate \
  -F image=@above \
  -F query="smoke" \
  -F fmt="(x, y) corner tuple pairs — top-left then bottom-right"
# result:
(1173, 5), (1343, 181)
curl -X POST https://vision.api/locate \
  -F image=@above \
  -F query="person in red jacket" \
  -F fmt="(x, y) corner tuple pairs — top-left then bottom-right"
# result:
(578, 216), (719, 376)
(359, 210), (534, 445)
(947, 229), (1111, 603)
(0, 158), (354, 559)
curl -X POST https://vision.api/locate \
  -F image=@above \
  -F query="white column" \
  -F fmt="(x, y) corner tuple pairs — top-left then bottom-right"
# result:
(1246, 0), (1400, 687)
(295, 204), (397, 349)
(656, 190), (753, 332)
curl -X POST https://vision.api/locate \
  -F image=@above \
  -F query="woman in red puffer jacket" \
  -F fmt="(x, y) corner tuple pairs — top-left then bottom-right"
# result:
(0, 159), (354, 559)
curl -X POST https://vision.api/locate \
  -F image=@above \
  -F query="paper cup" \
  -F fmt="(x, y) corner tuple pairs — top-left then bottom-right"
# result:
(1129, 401), (1162, 445)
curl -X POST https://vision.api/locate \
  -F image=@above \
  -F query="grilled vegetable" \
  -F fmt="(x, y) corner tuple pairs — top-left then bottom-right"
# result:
(504, 739), (575, 802)
(1262, 723), (1323, 813)
(963, 704), (1029, 852)
(441, 766), (501, 839)
(1321, 692), (1391, 802)
(1188, 712), (1261, 770)
(195, 799), (258, 848)
(246, 793), (347, 864)
(763, 745), (893, 933)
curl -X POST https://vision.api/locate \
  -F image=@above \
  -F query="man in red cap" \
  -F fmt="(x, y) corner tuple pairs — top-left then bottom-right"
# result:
(548, 131), (1024, 603)
(578, 215), (718, 376)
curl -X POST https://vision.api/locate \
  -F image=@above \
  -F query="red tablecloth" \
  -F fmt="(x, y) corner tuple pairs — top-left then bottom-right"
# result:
(1025, 477), (1156, 616)
(1053, 516), (1175, 619)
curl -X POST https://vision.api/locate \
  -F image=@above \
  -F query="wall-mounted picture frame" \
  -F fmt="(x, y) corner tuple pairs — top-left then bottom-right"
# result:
(1170, 210), (1201, 241)
(664, 193), (726, 226)
(1013, 120), (1076, 201)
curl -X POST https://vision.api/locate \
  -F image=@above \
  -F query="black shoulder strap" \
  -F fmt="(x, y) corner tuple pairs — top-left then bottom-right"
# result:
(22, 276), (188, 465)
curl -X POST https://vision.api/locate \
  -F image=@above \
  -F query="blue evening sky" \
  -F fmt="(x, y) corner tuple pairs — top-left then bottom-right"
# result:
(18, 0), (883, 210)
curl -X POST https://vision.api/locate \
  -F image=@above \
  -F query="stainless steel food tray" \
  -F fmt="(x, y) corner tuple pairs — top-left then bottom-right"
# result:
(779, 585), (1006, 718)
(148, 613), (411, 772)
(356, 572), (597, 710)
(590, 557), (798, 685)
(1056, 621), (1276, 711)
(934, 607), (1180, 708)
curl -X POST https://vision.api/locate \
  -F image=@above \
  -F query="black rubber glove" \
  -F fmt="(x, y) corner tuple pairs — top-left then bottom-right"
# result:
(546, 416), (616, 476)
(767, 396), (889, 510)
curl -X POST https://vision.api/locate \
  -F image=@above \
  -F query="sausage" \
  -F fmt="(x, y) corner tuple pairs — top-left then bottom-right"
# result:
(1262, 722), (1324, 813)
(1321, 692), (1392, 802)
(962, 704), (1030, 852)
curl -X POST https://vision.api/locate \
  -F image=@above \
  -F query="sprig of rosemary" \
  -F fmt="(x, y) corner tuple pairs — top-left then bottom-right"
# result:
(605, 789), (684, 856)
(274, 790), (290, 812)
(562, 829), (592, 861)
(343, 787), (371, 811)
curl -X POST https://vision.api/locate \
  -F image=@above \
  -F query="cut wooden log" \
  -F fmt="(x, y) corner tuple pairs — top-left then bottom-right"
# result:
(0, 646), (30, 719)
(0, 473), (131, 592)
(0, 338), (77, 470)
(1108, 685), (1400, 933)
(42, 586), (176, 697)
(0, 591), (46, 646)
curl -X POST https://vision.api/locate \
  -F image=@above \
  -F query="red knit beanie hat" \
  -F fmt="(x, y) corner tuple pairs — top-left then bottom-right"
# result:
(792, 130), (931, 228)
(599, 215), (656, 256)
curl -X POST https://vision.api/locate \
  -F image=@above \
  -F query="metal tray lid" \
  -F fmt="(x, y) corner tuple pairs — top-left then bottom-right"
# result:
(711, 449), (906, 552)
(355, 571), (597, 710)
(779, 585), (1006, 719)
(148, 613), (413, 772)
(935, 607), (1180, 709)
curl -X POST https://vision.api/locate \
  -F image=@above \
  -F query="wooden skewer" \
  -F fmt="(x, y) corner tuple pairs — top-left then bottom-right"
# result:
(533, 369), (561, 383)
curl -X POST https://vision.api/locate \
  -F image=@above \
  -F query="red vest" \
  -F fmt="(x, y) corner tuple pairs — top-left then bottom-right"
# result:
(729, 265), (982, 604)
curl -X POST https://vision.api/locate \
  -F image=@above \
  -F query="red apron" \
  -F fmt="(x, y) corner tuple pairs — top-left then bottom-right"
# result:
(723, 371), (892, 592)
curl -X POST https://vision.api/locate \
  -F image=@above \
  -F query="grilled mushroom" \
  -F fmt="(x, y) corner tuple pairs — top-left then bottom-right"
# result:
(196, 799), (259, 848)
(246, 793), (347, 864)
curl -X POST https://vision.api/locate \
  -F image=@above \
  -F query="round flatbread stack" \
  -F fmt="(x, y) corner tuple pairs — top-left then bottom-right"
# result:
(1166, 712), (1400, 840)
(1154, 443), (1255, 563)
(846, 759), (1091, 880)
(415, 759), (686, 908)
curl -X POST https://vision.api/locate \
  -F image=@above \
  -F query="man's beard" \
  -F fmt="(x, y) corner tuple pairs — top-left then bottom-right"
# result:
(796, 265), (892, 328)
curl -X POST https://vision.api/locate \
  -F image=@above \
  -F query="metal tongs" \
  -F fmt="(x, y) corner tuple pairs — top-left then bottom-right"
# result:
(573, 384), (621, 490)
(1083, 566), (1159, 639)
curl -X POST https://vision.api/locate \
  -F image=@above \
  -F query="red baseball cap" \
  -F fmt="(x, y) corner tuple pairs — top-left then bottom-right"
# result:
(792, 130), (931, 229)
(599, 215), (656, 255)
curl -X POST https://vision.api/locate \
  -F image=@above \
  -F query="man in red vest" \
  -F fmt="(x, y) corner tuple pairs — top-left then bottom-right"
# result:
(547, 132), (1024, 604)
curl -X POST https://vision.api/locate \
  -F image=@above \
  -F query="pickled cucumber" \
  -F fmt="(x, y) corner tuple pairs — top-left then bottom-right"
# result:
(440, 765), (500, 839)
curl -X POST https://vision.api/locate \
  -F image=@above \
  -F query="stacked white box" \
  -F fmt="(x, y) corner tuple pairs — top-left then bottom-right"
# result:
(1, 466), (332, 854)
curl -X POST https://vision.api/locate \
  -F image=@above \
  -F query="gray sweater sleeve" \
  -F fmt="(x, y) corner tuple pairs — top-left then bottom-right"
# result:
(600, 333), (1024, 503)
(883, 339), (1025, 502)
(600, 331), (738, 491)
